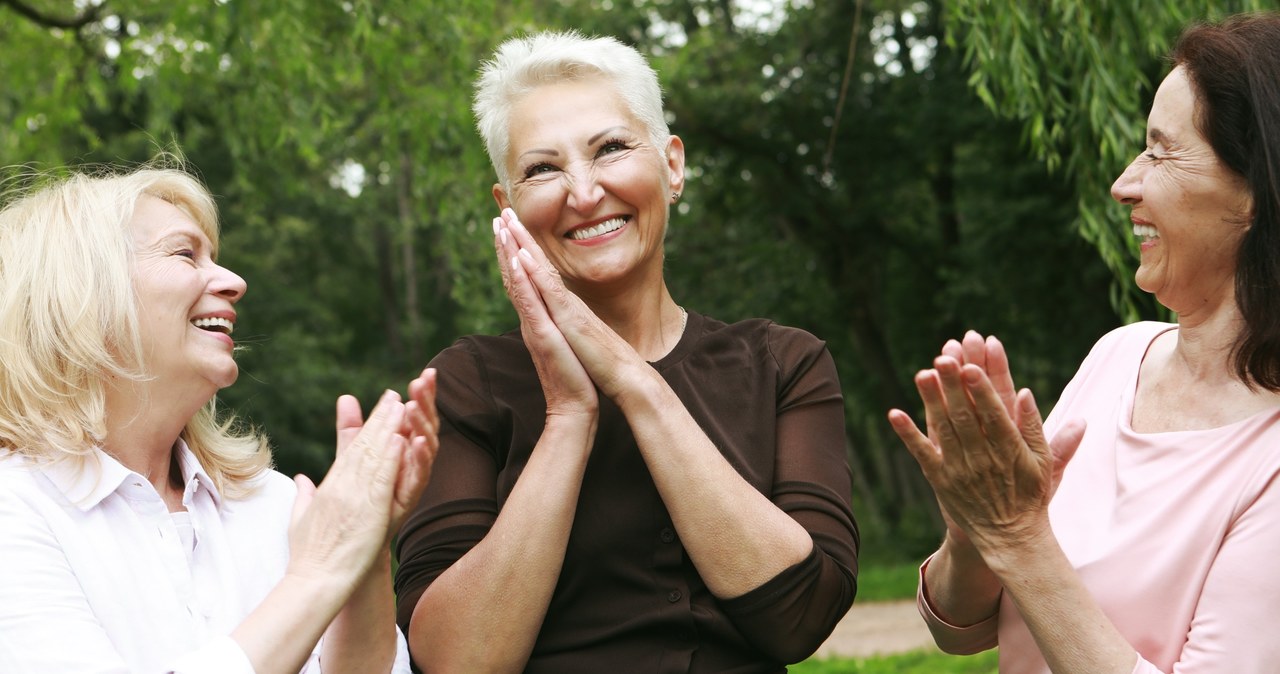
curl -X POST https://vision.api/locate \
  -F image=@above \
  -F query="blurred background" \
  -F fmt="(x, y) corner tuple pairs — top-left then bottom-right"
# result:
(1, 0), (1264, 560)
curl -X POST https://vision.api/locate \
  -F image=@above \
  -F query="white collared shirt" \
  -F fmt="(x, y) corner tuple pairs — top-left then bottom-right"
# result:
(0, 442), (410, 673)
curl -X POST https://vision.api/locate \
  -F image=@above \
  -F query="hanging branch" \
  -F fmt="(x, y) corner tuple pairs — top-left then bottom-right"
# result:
(822, 0), (866, 176)
(0, 0), (105, 30)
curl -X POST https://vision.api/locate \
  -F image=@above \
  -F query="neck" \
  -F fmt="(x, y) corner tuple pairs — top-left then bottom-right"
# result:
(1171, 301), (1247, 383)
(103, 377), (207, 503)
(569, 272), (684, 362)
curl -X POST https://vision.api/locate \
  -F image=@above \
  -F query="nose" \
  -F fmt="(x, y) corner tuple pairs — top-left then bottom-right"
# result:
(211, 263), (247, 303)
(563, 162), (604, 214)
(1111, 153), (1144, 205)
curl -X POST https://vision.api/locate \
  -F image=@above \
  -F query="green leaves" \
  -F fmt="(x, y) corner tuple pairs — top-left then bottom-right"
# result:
(944, 0), (1267, 319)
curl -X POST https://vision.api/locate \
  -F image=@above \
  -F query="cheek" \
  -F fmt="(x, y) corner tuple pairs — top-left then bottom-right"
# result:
(512, 184), (563, 226)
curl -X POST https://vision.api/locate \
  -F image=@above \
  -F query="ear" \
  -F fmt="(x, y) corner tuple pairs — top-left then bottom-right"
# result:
(492, 183), (512, 211)
(666, 135), (686, 197)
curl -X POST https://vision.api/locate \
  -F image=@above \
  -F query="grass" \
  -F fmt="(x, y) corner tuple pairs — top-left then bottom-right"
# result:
(853, 559), (921, 602)
(793, 650), (998, 673)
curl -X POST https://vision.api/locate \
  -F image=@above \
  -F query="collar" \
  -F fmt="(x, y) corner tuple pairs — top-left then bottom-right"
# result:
(39, 439), (224, 511)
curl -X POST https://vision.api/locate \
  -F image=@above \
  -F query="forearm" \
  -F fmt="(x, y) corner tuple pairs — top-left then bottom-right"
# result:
(408, 415), (595, 673)
(922, 534), (1002, 626)
(985, 527), (1137, 674)
(231, 572), (353, 674)
(322, 554), (398, 673)
(616, 371), (813, 599)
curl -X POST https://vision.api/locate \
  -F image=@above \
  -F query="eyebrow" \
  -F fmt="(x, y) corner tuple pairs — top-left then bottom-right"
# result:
(518, 148), (559, 160)
(589, 126), (630, 144)
(1148, 127), (1172, 146)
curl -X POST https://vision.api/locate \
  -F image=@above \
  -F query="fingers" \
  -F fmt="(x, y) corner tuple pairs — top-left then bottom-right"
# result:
(887, 408), (941, 475)
(960, 331), (987, 370)
(335, 394), (364, 457)
(289, 474), (317, 531)
(982, 335), (1018, 420)
(1011, 388), (1050, 462)
(941, 338), (963, 362)
(502, 208), (555, 269)
(406, 367), (439, 439)
(1047, 417), (1086, 499)
(332, 390), (406, 497)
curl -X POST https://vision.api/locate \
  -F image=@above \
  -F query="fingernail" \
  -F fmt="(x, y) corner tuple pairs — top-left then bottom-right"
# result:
(500, 229), (508, 245)
(492, 218), (501, 236)
(519, 248), (534, 261)
(511, 255), (521, 272)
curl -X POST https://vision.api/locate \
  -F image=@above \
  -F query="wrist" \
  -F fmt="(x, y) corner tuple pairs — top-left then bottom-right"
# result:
(608, 364), (665, 411)
(971, 520), (1057, 579)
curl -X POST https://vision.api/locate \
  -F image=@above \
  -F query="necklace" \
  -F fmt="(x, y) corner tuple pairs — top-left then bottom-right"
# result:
(678, 306), (688, 335)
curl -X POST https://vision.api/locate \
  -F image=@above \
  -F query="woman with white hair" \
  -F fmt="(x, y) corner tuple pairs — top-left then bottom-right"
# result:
(395, 31), (858, 672)
(0, 163), (439, 673)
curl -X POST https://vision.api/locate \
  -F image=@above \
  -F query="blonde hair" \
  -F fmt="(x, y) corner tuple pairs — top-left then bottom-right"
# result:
(473, 30), (671, 190)
(0, 162), (271, 497)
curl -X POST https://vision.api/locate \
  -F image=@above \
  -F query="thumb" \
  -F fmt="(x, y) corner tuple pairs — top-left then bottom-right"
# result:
(290, 473), (318, 532)
(1048, 418), (1086, 496)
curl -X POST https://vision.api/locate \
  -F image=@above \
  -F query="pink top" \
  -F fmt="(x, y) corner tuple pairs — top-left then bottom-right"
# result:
(919, 322), (1280, 673)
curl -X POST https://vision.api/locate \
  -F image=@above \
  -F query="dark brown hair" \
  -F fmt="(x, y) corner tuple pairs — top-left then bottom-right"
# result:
(1174, 13), (1280, 390)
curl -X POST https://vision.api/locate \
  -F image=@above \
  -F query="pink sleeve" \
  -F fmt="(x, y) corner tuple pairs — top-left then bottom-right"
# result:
(915, 554), (999, 655)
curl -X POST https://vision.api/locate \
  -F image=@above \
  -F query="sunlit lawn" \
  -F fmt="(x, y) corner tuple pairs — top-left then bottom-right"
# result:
(794, 649), (998, 673)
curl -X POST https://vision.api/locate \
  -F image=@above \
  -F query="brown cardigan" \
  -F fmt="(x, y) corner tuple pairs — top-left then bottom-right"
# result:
(395, 311), (859, 673)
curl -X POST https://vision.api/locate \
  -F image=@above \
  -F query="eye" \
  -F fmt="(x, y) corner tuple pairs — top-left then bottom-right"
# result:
(597, 138), (631, 157)
(522, 163), (557, 179)
(176, 248), (197, 259)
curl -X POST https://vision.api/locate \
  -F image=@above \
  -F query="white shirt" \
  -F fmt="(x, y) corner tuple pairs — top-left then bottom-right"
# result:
(0, 442), (411, 673)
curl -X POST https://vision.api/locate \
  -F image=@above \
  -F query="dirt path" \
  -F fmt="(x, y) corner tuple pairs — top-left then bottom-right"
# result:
(812, 599), (939, 659)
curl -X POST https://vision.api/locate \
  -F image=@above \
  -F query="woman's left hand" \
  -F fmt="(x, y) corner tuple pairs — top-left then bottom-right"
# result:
(496, 209), (645, 400)
(889, 356), (1073, 558)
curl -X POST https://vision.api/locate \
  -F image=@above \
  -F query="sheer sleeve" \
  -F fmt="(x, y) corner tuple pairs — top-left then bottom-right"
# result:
(394, 339), (505, 631)
(718, 325), (859, 662)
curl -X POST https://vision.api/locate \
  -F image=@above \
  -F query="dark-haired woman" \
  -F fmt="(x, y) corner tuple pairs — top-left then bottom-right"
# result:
(889, 14), (1280, 674)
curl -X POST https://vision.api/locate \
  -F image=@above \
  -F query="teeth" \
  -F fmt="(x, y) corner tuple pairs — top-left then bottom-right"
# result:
(1133, 224), (1160, 239)
(192, 317), (234, 335)
(568, 217), (626, 241)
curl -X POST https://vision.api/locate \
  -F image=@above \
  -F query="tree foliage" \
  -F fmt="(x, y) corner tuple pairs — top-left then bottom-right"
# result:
(1, 0), (1133, 551)
(944, 0), (1270, 318)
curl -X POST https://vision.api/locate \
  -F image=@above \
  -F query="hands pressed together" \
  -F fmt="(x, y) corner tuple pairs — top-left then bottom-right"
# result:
(887, 331), (1085, 561)
(492, 208), (643, 414)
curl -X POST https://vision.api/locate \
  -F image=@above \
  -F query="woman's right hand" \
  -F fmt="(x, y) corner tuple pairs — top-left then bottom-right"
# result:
(494, 213), (598, 420)
(286, 390), (418, 592)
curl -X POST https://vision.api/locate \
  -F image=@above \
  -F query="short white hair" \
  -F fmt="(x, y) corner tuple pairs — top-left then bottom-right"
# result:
(473, 30), (671, 189)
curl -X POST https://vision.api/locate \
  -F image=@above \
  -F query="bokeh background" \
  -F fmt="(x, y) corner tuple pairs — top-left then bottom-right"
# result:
(1, 0), (1265, 559)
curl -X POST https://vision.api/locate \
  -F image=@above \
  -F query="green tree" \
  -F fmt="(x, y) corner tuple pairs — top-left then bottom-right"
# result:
(944, 0), (1270, 318)
(1, 0), (1123, 551)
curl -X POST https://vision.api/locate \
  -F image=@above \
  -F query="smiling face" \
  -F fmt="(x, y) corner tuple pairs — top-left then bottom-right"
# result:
(493, 77), (685, 294)
(129, 195), (246, 400)
(1110, 66), (1254, 315)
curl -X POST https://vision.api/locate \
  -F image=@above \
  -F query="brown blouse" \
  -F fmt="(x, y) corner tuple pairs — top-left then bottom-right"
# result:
(395, 311), (859, 673)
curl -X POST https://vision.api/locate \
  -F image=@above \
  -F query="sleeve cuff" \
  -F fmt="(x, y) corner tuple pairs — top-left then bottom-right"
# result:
(916, 553), (1000, 655)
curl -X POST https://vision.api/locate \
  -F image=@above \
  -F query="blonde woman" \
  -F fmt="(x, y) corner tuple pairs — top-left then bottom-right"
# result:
(0, 163), (439, 673)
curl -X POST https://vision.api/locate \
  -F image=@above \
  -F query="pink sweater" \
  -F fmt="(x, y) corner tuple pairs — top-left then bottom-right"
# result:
(919, 322), (1280, 673)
